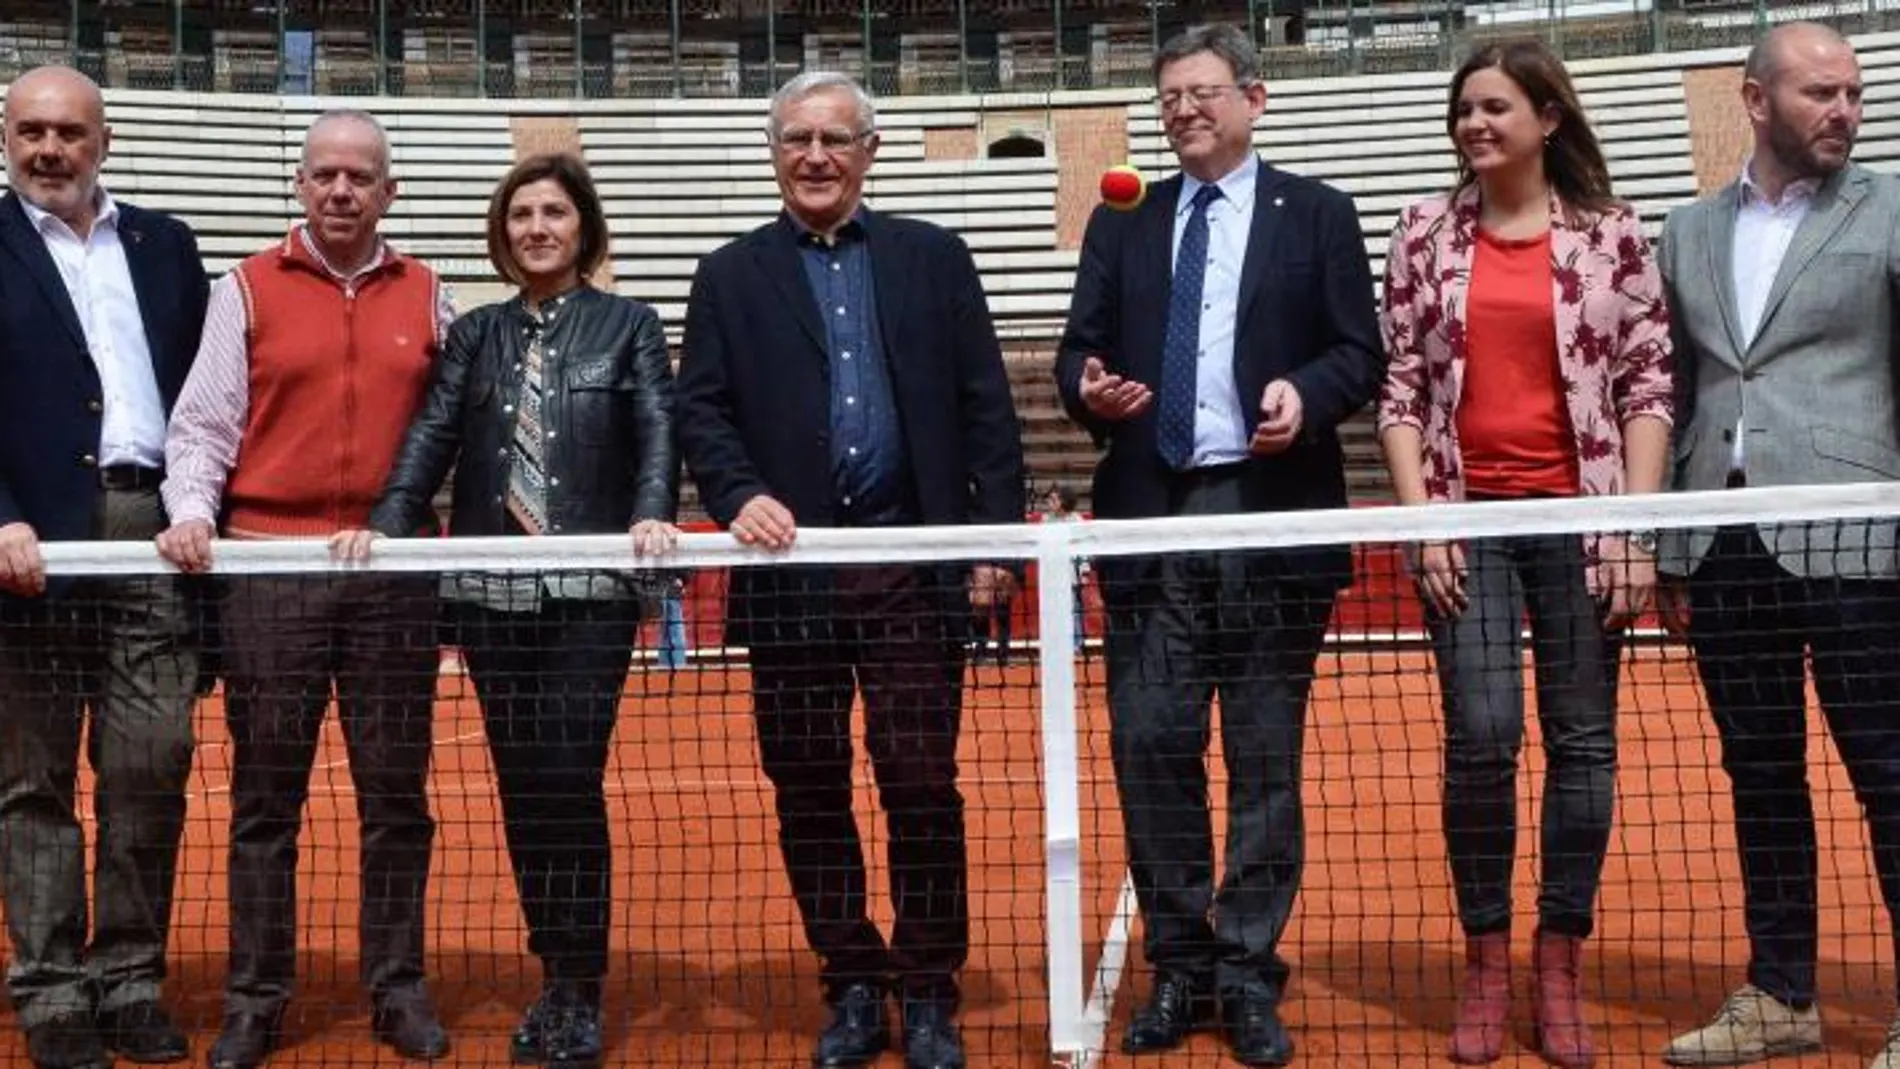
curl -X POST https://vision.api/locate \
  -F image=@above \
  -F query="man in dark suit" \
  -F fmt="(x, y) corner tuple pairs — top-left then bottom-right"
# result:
(1055, 24), (1384, 1066)
(0, 65), (209, 1069)
(678, 70), (1024, 1069)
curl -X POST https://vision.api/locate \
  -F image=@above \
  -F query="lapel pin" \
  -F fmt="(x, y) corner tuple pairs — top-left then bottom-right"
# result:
(1273, 197), (1284, 207)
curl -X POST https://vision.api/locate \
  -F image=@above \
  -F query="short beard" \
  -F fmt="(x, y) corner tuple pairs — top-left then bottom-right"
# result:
(1765, 98), (1851, 181)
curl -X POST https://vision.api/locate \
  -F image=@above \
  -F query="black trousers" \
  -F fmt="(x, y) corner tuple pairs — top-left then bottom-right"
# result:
(220, 574), (439, 1015)
(747, 566), (969, 1005)
(1102, 471), (1333, 1002)
(1689, 525), (1900, 1008)
(460, 599), (638, 985)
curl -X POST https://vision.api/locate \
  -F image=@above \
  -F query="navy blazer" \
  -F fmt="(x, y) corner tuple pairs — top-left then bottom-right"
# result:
(1054, 160), (1385, 589)
(0, 192), (209, 546)
(677, 210), (1026, 641)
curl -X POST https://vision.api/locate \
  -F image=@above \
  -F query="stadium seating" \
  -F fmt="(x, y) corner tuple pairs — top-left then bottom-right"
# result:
(7, 29), (1900, 509)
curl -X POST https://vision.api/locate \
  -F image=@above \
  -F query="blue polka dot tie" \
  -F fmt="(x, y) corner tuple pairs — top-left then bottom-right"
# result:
(1157, 183), (1222, 471)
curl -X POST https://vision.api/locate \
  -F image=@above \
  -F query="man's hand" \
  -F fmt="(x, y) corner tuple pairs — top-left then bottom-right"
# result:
(970, 564), (1016, 611)
(329, 528), (383, 563)
(1593, 534), (1657, 632)
(1079, 356), (1154, 422)
(155, 519), (216, 575)
(631, 519), (680, 556)
(0, 522), (46, 597)
(731, 495), (797, 551)
(1249, 379), (1305, 455)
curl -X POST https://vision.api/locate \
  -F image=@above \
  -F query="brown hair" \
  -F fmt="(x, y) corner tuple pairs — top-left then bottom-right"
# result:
(1447, 39), (1616, 219)
(485, 153), (610, 287)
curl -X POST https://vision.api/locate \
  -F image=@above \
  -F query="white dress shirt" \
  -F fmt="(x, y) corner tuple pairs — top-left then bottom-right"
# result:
(20, 189), (169, 470)
(1172, 154), (1259, 468)
(1729, 161), (1819, 474)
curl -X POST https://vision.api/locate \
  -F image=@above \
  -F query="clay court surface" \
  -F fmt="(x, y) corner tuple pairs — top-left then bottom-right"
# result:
(0, 643), (1890, 1067)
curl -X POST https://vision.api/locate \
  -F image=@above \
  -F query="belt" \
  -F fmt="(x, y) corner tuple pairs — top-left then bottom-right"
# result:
(100, 465), (164, 492)
(1174, 460), (1249, 486)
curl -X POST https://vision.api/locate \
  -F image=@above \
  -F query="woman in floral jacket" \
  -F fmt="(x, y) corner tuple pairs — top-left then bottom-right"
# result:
(1377, 37), (1672, 1069)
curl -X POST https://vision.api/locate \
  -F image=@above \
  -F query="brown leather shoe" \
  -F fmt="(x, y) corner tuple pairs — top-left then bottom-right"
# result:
(1449, 931), (1512, 1064)
(1533, 930), (1596, 1068)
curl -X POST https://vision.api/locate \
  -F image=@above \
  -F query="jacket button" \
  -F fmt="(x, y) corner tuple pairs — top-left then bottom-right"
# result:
(86, 399), (103, 414)
(493, 495), (504, 505)
(79, 453), (97, 468)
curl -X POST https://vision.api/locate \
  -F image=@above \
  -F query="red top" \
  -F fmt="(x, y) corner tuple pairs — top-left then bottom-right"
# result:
(224, 234), (442, 536)
(1456, 229), (1579, 498)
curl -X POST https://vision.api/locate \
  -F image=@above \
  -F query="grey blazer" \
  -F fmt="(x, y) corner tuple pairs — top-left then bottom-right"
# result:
(1658, 162), (1900, 579)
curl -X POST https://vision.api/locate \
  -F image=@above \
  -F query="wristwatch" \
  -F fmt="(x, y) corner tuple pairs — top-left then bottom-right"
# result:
(1628, 529), (1659, 556)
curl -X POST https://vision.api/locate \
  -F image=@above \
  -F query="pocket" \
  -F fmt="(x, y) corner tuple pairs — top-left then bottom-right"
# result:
(565, 359), (634, 447)
(1811, 425), (1900, 479)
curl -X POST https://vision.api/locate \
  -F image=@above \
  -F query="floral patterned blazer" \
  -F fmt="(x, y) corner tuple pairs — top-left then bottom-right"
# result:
(1377, 184), (1674, 523)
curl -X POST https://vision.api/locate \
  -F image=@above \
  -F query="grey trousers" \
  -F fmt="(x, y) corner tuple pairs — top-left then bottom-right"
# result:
(1427, 534), (1620, 939)
(0, 486), (198, 1026)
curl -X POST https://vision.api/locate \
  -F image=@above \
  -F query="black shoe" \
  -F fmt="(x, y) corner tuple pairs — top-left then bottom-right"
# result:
(372, 998), (450, 1061)
(510, 991), (554, 1065)
(901, 999), (965, 1069)
(207, 1010), (282, 1069)
(1121, 973), (1212, 1054)
(1221, 995), (1294, 1067)
(24, 1010), (111, 1069)
(812, 983), (890, 1068)
(99, 1000), (191, 1063)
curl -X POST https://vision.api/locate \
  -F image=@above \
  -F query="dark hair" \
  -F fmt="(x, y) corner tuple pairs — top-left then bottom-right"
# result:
(1049, 484), (1077, 511)
(1447, 39), (1615, 219)
(1153, 23), (1260, 85)
(485, 153), (611, 288)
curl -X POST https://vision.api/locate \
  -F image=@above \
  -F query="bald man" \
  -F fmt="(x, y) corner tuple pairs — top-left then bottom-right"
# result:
(1657, 23), (1900, 1067)
(158, 109), (455, 1069)
(0, 65), (208, 1069)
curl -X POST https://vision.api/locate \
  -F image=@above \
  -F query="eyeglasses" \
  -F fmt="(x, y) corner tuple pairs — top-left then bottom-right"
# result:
(773, 127), (873, 154)
(1156, 83), (1247, 111)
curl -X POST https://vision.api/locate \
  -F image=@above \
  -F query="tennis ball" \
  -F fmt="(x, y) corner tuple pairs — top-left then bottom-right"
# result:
(1100, 164), (1146, 211)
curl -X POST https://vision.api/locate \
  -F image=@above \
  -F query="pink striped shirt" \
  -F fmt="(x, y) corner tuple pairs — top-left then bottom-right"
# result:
(161, 226), (457, 527)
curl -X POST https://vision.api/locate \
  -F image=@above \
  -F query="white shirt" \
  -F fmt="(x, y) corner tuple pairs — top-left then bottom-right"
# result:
(1729, 161), (1819, 473)
(1172, 154), (1259, 468)
(20, 189), (169, 470)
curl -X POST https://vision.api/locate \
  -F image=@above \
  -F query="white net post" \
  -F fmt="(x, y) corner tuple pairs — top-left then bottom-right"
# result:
(1035, 520), (1089, 1063)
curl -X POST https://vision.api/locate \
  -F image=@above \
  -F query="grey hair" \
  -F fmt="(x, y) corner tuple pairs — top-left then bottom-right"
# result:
(300, 107), (392, 175)
(1153, 23), (1261, 86)
(766, 71), (877, 140)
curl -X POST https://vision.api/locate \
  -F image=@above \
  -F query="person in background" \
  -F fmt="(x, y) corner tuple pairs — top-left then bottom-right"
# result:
(0, 64), (209, 1069)
(1378, 37), (1672, 1068)
(156, 108), (453, 1069)
(1039, 484), (1089, 652)
(335, 152), (678, 1069)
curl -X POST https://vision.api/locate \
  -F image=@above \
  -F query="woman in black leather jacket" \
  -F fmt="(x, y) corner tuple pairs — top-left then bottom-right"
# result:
(334, 153), (677, 1069)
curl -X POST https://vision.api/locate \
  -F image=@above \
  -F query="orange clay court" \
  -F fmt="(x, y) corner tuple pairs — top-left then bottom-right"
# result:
(0, 641), (1890, 1068)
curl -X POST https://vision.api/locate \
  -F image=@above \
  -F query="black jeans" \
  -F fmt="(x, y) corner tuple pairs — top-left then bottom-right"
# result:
(220, 574), (439, 1016)
(1689, 525), (1900, 1008)
(747, 566), (969, 1005)
(460, 599), (638, 984)
(1428, 534), (1621, 939)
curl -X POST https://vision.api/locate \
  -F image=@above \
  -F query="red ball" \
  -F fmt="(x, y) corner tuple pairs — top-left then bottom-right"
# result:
(1100, 165), (1146, 211)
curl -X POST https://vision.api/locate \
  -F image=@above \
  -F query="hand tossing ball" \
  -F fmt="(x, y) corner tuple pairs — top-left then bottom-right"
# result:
(1100, 164), (1146, 211)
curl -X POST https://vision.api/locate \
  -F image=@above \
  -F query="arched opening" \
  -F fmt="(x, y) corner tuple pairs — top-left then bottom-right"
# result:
(988, 132), (1048, 158)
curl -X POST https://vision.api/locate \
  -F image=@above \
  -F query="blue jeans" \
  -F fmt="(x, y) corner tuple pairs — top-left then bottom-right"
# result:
(658, 594), (688, 669)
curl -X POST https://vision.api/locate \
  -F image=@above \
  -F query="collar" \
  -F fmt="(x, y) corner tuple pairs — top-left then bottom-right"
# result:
(280, 223), (394, 282)
(1739, 158), (1821, 209)
(785, 206), (869, 248)
(18, 185), (118, 235)
(1177, 154), (1259, 218)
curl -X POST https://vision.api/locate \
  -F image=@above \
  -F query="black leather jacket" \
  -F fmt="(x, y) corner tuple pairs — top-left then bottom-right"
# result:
(369, 286), (678, 538)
